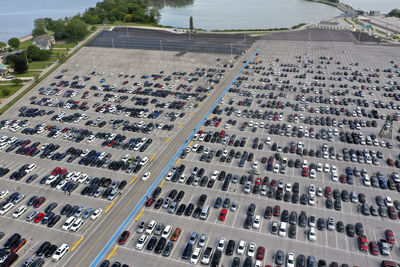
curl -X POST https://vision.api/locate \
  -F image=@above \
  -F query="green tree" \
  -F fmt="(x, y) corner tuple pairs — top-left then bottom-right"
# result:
(65, 18), (89, 42)
(32, 27), (46, 37)
(149, 8), (161, 23)
(34, 18), (46, 30)
(0, 41), (6, 50)
(189, 16), (193, 32)
(388, 9), (400, 18)
(26, 45), (51, 61)
(57, 52), (68, 63)
(7, 38), (20, 50)
(6, 54), (28, 74)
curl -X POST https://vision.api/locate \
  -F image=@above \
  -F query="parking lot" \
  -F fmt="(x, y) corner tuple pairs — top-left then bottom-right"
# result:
(100, 36), (400, 267)
(0, 30), (248, 267)
(1, 27), (400, 267)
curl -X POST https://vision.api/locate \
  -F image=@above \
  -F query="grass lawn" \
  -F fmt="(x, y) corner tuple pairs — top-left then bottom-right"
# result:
(51, 49), (68, 56)
(19, 41), (32, 50)
(53, 42), (78, 49)
(0, 84), (24, 98)
(28, 60), (54, 69)
(12, 71), (41, 78)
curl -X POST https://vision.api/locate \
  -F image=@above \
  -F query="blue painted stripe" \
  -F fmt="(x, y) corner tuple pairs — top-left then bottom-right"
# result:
(90, 41), (263, 267)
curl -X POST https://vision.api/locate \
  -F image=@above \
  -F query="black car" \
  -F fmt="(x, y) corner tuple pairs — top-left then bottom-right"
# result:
(146, 236), (157, 251)
(243, 215), (252, 229)
(336, 221), (344, 233)
(36, 241), (51, 256)
(154, 237), (166, 254)
(346, 224), (355, 237)
(44, 244), (58, 257)
(231, 257), (240, 267)
(243, 257), (252, 267)
(288, 224), (296, 238)
(225, 240), (235, 256)
(317, 218), (325, 231)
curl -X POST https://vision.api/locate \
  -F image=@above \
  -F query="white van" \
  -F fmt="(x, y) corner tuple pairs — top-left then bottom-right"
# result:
(62, 217), (76, 231)
(161, 225), (172, 239)
(278, 222), (287, 237)
(135, 234), (148, 250)
(199, 205), (210, 220)
(145, 220), (156, 235)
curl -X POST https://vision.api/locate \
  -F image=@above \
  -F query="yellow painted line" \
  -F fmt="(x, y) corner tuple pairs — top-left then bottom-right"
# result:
(224, 94), (228, 98)
(199, 101), (203, 105)
(159, 180), (165, 188)
(207, 93), (211, 96)
(106, 245), (118, 260)
(208, 114), (213, 119)
(190, 111), (194, 116)
(129, 176), (138, 185)
(200, 126), (204, 131)
(135, 208), (145, 221)
(105, 202), (115, 213)
(188, 141), (193, 147)
(175, 158), (181, 165)
(178, 123), (183, 128)
(165, 137), (171, 143)
(71, 236), (84, 251)
(150, 154), (156, 161)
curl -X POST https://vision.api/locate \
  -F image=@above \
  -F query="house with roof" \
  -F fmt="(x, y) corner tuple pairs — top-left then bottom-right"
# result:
(32, 34), (55, 50)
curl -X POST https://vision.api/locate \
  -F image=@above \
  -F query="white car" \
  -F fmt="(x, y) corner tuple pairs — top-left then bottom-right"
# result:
(62, 217), (76, 231)
(140, 157), (149, 166)
(308, 196), (315, 206)
(161, 225), (172, 239)
(165, 172), (173, 181)
(90, 208), (102, 220)
(12, 205), (26, 218)
(211, 171), (219, 180)
(145, 220), (156, 235)
(0, 190), (9, 199)
(70, 218), (83, 232)
(0, 202), (14, 215)
(253, 215), (261, 229)
(308, 184), (316, 197)
(237, 240), (246, 255)
(141, 172), (151, 181)
(190, 247), (201, 264)
(308, 227), (316, 241)
(286, 252), (295, 267)
(331, 172), (338, 182)
(385, 196), (394, 207)
(285, 183), (292, 192)
(216, 237), (226, 251)
(309, 169), (316, 179)
(247, 242), (256, 258)
(52, 243), (69, 262)
(135, 234), (148, 250)
(25, 163), (36, 173)
(316, 163), (323, 172)
(273, 164), (280, 173)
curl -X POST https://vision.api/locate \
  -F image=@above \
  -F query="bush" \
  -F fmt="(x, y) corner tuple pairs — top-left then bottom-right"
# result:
(7, 38), (20, 49)
(26, 45), (51, 61)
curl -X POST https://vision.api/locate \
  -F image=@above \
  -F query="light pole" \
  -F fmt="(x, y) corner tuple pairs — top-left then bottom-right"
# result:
(111, 37), (115, 49)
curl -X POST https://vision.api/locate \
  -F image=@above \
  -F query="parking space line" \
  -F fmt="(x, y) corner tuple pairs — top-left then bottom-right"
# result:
(105, 201), (115, 213)
(165, 137), (171, 143)
(71, 236), (85, 251)
(150, 154), (156, 162)
(106, 245), (118, 260)
(190, 111), (194, 116)
(178, 123), (183, 128)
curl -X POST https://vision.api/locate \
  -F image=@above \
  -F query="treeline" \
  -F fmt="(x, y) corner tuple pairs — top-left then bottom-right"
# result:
(82, 0), (160, 24)
(387, 9), (400, 18)
(33, 17), (89, 42)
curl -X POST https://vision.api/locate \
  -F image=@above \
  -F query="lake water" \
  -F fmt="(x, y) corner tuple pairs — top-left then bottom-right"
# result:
(0, 0), (398, 42)
(159, 0), (342, 31)
(0, 0), (99, 42)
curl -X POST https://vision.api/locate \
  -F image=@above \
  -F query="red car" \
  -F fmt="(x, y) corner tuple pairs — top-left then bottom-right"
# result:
(325, 186), (332, 198)
(59, 169), (68, 176)
(385, 229), (396, 244)
(10, 238), (26, 253)
(34, 213), (45, 223)
(255, 178), (262, 185)
(358, 234), (369, 252)
(339, 174), (347, 184)
(369, 241), (379, 256)
(388, 207), (398, 220)
(256, 246), (265, 260)
(118, 231), (130, 245)
(273, 205), (280, 216)
(145, 197), (156, 207)
(33, 196), (46, 208)
(302, 168), (309, 177)
(387, 158), (394, 166)
(219, 131), (225, 137)
(51, 167), (61, 175)
(219, 209), (228, 221)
